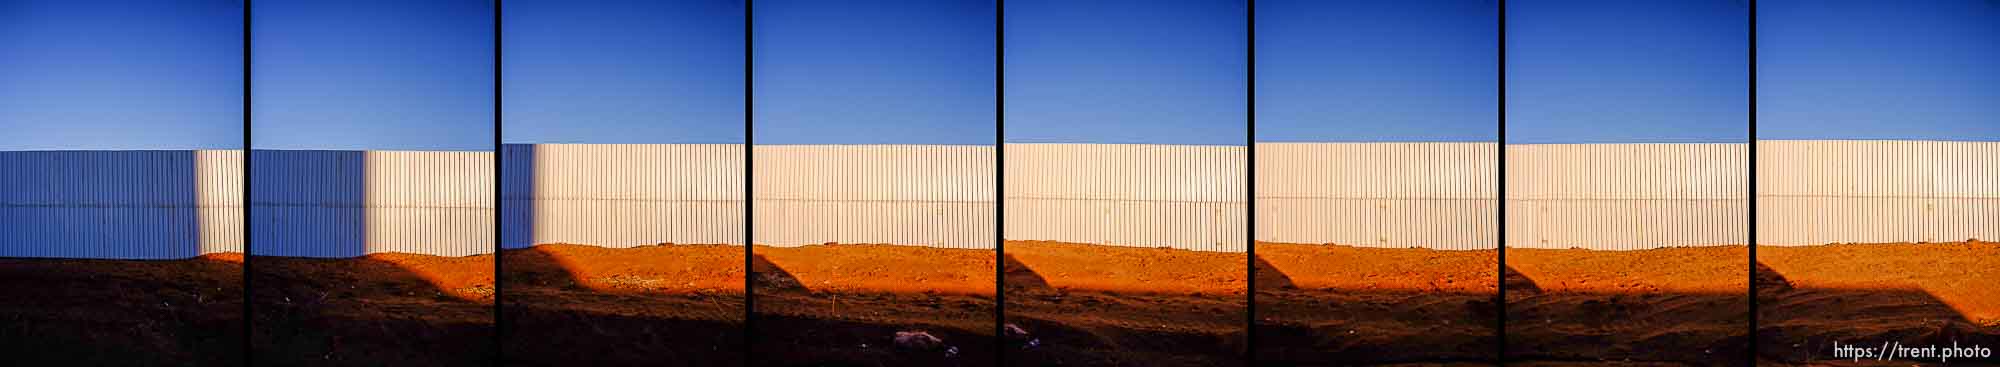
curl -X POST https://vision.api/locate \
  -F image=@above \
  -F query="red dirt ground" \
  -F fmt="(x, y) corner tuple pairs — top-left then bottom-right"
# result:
(250, 253), (493, 366)
(1003, 240), (1247, 367)
(752, 244), (997, 367)
(1506, 246), (1750, 366)
(1253, 242), (1500, 365)
(500, 243), (745, 366)
(1756, 241), (2000, 366)
(0, 253), (244, 366)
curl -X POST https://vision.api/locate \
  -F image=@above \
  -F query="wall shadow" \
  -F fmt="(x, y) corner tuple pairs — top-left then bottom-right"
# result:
(499, 244), (746, 366)
(0, 150), (205, 259)
(1503, 263), (1543, 294)
(751, 248), (998, 366)
(0, 256), (244, 365)
(1253, 250), (1498, 365)
(1504, 259), (1748, 366)
(1002, 253), (1052, 293)
(249, 150), (366, 258)
(498, 144), (535, 250)
(749, 253), (804, 292)
(248, 255), (492, 366)
(1251, 253), (1297, 290)
(1755, 260), (1998, 365)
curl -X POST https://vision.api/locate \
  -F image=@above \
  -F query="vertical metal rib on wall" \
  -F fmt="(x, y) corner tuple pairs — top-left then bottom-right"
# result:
(502, 144), (746, 249)
(1505, 143), (1749, 250)
(1758, 140), (2000, 246)
(1255, 142), (1497, 250)
(753, 145), (996, 249)
(1004, 143), (1248, 252)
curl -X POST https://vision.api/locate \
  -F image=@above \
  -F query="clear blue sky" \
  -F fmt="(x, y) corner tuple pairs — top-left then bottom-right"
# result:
(1760, 0), (2000, 141)
(504, 0), (744, 144)
(753, 0), (994, 145)
(1006, 0), (1247, 146)
(1257, 0), (1496, 142)
(0, 0), (243, 151)
(1507, 0), (1749, 144)
(253, 0), (492, 151)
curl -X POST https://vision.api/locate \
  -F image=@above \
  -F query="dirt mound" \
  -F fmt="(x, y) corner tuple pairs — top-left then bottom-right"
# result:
(752, 244), (996, 366)
(1757, 241), (2000, 365)
(0, 255), (244, 366)
(251, 253), (493, 366)
(500, 243), (745, 366)
(1506, 246), (1750, 366)
(1003, 240), (1246, 367)
(1254, 242), (1499, 365)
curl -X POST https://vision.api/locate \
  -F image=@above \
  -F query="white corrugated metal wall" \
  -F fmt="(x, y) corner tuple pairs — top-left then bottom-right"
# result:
(1005, 144), (1247, 252)
(502, 144), (744, 249)
(753, 145), (995, 249)
(1256, 142), (1497, 250)
(251, 150), (493, 258)
(1505, 143), (1749, 250)
(1759, 140), (2000, 246)
(0, 150), (242, 259)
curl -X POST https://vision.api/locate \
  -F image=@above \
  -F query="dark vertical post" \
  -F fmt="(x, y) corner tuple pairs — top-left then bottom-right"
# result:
(743, 0), (756, 364)
(1244, 0), (1258, 365)
(241, 0), (253, 364)
(995, 0), (1007, 365)
(1496, 0), (1509, 362)
(491, 0), (505, 363)
(1747, 0), (1759, 364)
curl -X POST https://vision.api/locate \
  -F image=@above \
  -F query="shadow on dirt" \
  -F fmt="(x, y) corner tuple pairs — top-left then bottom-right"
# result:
(751, 250), (997, 367)
(250, 255), (493, 366)
(0, 256), (245, 366)
(1253, 253), (1499, 365)
(1755, 260), (1999, 365)
(500, 245), (745, 366)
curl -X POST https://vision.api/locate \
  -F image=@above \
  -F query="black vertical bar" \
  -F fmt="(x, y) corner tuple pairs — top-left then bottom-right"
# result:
(492, 0), (504, 364)
(1496, 0), (1509, 363)
(241, 0), (253, 364)
(743, 0), (756, 364)
(1747, 0), (1758, 365)
(994, 0), (1007, 366)
(1244, 0), (1258, 365)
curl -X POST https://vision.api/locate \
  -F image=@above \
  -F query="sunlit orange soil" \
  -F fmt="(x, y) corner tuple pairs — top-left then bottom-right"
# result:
(1254, 242), (1499, 365)
(1757, 241), (2000, 365)
(1506, 245), (1750, 366)
(501, 243), (744, 366)
(0, 254), (244, 366)
(1003, 240), (1246, 367)
(251, 253), (493, 366)
(752, 244), (996, 366)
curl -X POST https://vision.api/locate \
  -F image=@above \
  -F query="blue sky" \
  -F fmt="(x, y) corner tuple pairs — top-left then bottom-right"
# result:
(1257, 0), (1496, 142)
(1759, 0), (2000, 141)
(0, 0), (243, 150)
(754, 0), (994, 145)
(1507, 0), (1749, 144)
(253, 0), (492, 151)
(504, 0), (744, 144)
(1006, 0), (1247, 146)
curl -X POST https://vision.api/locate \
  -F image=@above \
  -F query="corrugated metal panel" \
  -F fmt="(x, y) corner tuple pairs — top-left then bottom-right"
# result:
(196, 150), (244, 254)
(502, 144), (744, 249)
(753, 145), (995, 249)
(1758, 140), (2000, 246)
(1505, 143), (1748, 250)
(1004, 143), (1246, 252)
(1255, 142), (1496, 250)
(251, 150), (493, 258)
(0, 150), (240, 259)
